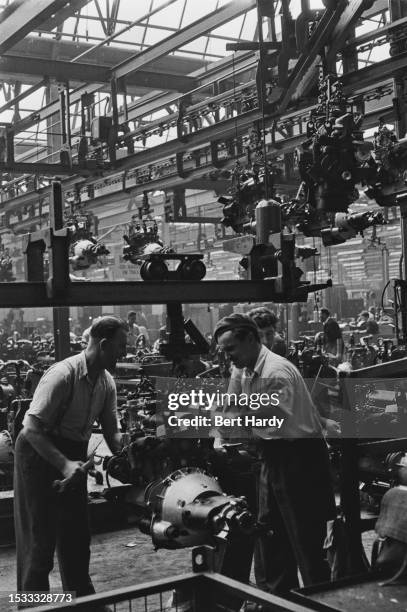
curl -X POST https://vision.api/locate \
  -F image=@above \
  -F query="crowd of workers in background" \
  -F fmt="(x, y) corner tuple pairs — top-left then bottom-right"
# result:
(0, 302), (396, 372)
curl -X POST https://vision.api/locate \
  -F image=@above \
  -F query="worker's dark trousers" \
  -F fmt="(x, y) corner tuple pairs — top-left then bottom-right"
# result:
(14, 432), (95, 599)
(254, 439), (336, 595)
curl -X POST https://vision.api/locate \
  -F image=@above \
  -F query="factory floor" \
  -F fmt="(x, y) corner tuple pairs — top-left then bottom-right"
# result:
(0, 527), (191, 611)
(0, 526), (386, 612)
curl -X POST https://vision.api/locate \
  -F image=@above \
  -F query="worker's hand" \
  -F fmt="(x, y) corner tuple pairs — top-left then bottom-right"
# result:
(324, 418), (341, 437)
(62, 459), (86, 480)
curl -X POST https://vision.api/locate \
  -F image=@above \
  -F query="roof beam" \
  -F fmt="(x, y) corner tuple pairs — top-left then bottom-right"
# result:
(40, 0), (92, 31)
(0, 0), (70, 54)
(362, 0), (388, 19)
(288, 0), (375, 103)
(0, 97), (392, 212)
(0, 55), (196, 92)
(0, 78), (48, 114)
(112, 0), (257, 80)
(275, 1), (347, 113)
(0, 161), (89, 175)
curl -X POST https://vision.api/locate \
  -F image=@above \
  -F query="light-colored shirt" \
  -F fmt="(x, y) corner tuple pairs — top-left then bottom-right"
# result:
(127, 323), (140, 348)
(24, 351), (118, 442)
(228, 345), (323, 439)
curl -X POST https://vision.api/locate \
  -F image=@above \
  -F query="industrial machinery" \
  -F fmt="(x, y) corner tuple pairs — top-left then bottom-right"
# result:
(123, 218), (165, 265)
(66, 212), (109, 271)
(123, 217), (207, 281)
(104, 435), (256, 560)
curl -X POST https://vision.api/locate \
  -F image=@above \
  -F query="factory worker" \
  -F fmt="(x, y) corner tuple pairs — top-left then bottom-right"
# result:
(14, 317), (127, 608)
(214, 313), (336, 594)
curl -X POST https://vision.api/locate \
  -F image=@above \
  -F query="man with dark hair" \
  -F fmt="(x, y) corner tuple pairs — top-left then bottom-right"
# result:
(14, 316), (128, 605)
(357, 310), (379, 335)
(214, 313), (335, 595)
(127, 310), (150, 349)
(247, 306), (287, 356)
(127, 310), (140, 349)
(318, 308), (344, 365)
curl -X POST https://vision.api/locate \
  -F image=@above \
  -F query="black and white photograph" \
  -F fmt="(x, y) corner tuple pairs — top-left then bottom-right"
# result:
(0, 1), (406, 611)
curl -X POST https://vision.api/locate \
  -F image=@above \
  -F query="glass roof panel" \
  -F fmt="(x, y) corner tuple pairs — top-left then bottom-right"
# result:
(205, 36), (229, 57)
(147, 1), (186, 28)
(211, 13), (249, 39)
(178, 36), (209, 54)
(180, 0), (219, 28)
(142, 26), (170, 46)
(115, 0), (154, 20)
(75, 15), (106, 38)
(239, 9), (258, 40)
(56, 16), (76, 35)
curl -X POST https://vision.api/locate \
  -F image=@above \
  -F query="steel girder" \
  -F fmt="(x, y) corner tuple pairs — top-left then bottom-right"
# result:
(112, 0), (257, 80)
(40, 0), (92, 32)
(363, 0), (388, 18)
(0, 98), (393, 221)
(0, 55), (196, 93)
(0, 280), (322, 308)
(288, 0), (373, 104)
(0, 161), (91, 175)
(345, 14), (407, 48)
(0, 0), (71, 54)
(325, 0), (379, 67)
(341, 49), (407, 90)
(10, 35), (205, 69)
(0, 49), (397, 209)
(276, 1), (347, 114)
(124, 51), (257, 122)
(0, 79), (48, 114)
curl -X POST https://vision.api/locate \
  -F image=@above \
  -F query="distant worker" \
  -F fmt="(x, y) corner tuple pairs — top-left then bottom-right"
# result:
(127, 311), (150, 350)
(317, 308), (344, 365)
(368, 306), (377, 320)
(247, 307), (287, 357)
(357, 310), (379, 335)
(126, 310), (141, 350)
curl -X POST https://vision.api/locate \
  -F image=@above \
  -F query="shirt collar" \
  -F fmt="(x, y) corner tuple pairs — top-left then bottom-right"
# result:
(244, 344), (268, 377)
(78, 351), (89, 379)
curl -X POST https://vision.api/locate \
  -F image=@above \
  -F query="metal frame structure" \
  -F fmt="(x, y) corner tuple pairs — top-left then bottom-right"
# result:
(0, 1), (402, 221)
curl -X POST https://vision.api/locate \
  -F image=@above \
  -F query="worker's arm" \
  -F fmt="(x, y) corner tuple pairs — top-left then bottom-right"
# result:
(23, 414), (84, 479)
(319, 415), (341, 436)
(22, 363), (84, 478)
(99, 379), (122, 455)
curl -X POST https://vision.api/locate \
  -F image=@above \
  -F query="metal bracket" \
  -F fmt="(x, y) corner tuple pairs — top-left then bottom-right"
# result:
(22, 227), (70, 299)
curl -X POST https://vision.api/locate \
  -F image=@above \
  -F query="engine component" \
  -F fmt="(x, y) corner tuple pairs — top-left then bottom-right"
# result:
(66, 212), (109, 271)
(123, 219), (164, 265)
(138, 253), (206, 282)
(320, 210), (386, 246)
(219, 161), (280, 233)
(69, 238), (109, 270)
(134, 467), (254, 549)
(122, 217), (206, 281)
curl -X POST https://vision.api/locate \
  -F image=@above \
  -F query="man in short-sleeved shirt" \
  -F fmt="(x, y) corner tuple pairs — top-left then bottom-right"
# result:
(14, 316), (128, 604)
(26, 351), (118, 443)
